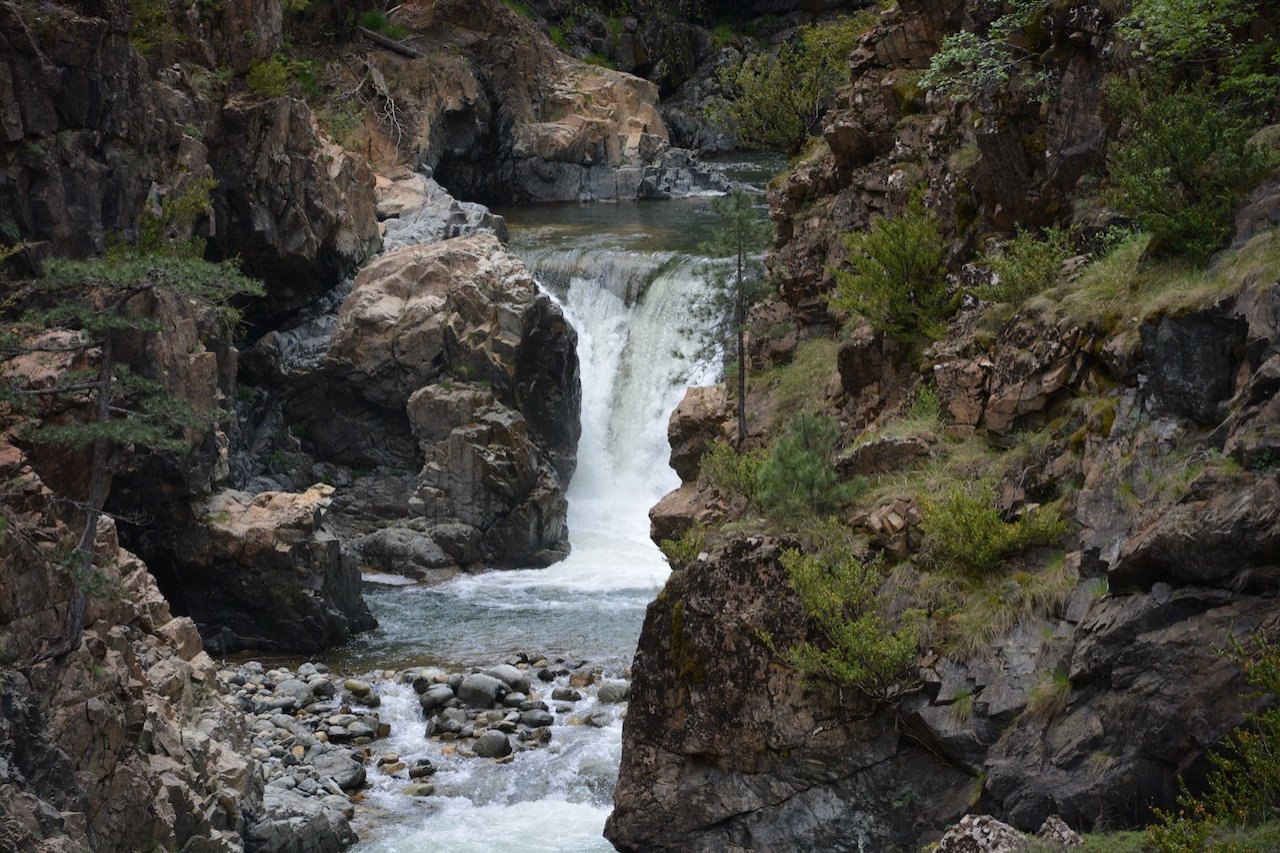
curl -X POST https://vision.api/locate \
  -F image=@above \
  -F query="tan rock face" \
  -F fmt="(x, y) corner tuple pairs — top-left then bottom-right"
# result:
(321, 233), (579, 571)
(328, 234), (534, 407)
(0, 441), (263, 853)
(156, 482), (374, 654)
(667, 385), (730, 482)
(366, 0), (724, 202)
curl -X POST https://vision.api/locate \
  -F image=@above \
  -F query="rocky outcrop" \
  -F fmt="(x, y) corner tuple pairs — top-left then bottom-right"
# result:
(606, 536), (972, 852)
(767, 0), (1118, 324)
(0, 443), (258, 852)
(622, 217), (1280, 850)
(208, 96), (381, 320)
(0, 0), (377, 308)
(253, 233), (582, 574)
(157, 484), (375, 654)
(360, 0), (728, 203)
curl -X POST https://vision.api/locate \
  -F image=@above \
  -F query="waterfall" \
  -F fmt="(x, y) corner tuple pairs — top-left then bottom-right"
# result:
(347, 220), (719, 853)
(534, 247), (717, 558)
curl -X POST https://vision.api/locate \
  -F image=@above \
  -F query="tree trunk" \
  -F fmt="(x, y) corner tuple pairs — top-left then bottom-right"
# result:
(735, 244), (746, 447)
(33, 335), (113, 664)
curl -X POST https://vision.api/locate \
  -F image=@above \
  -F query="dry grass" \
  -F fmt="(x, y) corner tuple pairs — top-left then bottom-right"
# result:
(1024, 670), (1072, 723)
(1035, 228), (1280, 353)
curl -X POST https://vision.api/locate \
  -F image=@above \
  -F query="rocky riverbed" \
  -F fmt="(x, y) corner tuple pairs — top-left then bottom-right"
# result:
(220, 651), (631, 850)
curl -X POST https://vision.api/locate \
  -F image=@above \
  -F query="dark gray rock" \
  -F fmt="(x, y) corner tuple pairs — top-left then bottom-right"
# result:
(521, 709), (555, 728)
(473, 731), (513, 759)
(457, 673), (507, 709)
(310, 750), (366, 792)
(484, 664), (531, 695)
(419, 684), (456, 712)
(1139, 308), (1245, 425)
(597, 680), (630, 704)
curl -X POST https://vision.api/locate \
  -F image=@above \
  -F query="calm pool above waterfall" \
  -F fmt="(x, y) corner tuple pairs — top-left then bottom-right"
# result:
(326, 157), (778, 853)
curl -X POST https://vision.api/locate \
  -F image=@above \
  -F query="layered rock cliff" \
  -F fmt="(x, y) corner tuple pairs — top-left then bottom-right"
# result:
(609, 1), (1280, 850)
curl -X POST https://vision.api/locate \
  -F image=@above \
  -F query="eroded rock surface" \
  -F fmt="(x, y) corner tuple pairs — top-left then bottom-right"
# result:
(163, 484), (375, 654)
(606, 537), (972, 852)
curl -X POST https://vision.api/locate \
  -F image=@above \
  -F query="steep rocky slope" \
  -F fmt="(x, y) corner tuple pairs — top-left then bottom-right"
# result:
(609, 1), (1280, 850)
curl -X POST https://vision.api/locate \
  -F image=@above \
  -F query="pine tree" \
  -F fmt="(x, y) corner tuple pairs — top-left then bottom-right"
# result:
(687, 187), (773, 447)
(757, 411), (852, 524)
(0, 183), (261, 663)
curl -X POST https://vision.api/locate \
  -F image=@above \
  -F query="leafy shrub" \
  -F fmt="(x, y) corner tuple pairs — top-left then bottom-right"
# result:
(1118, 0), (1280, 107)
(701, 442), (765, 502)
(784, 548), (918, 700)
(1149, 632), (1280, 852)
(358, 10), (410, 39)
(919, 0), (1051, 102)
(659, 525), (705, 571)
(1105, 79), (1276, 263)
(977, 227), (1073, 304)
(130, 0), (184, 60)
(758, 412), (853, 524)
(921, 482), (1067, 577)
(708, 13), (875, 153)
(246, 55), (291, 98)
(550, 25), (569, 50)
(832, 195), (952, 349)
(501, 0), (534, 17)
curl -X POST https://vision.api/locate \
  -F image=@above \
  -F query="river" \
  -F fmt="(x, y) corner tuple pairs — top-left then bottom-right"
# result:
(324, 156), (779, 852)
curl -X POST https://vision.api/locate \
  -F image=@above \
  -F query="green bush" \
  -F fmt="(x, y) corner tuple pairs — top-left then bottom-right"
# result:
(1105, 79), (1276, 263)
(246, 55), (291, 98)
(921, 482), (1068, 577)
(977, 226), (1073, 304)
(708, 13), (875, 153)
(501, 0), (534, 17)
(129, 0), (184, 60)
(701, 442), (765, 502)
(358, 10), (410, 39)
(659, 525), (705, 571)
(1148, 632), (1280, 852)
(919, 0), (1051, 102)
(832, 195), (952, 349)
(1118, 0), (1279, 107)
(783, 548), (918, 700)
(758, 412), (853, 524)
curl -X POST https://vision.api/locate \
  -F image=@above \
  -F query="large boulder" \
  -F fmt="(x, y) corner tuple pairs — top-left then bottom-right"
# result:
(322, 234), (580, 570)
(606, 537), (971, 852)
(162, 485), (375, 653)
(209, 96), (381, 320)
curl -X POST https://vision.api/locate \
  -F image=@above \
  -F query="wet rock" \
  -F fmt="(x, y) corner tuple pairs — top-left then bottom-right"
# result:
(457, 673), (507, 709)
(310, 750), (366, 792)
(473, 730), (513, 759)
(521, 709), (555, 728)
(597, 681), (630, 704)
(485, 664), (532, 695)
(419, 684), (456, 711)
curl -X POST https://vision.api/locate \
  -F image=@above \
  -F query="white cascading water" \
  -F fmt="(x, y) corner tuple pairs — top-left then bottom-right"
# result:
(348, 231), (717, 851)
